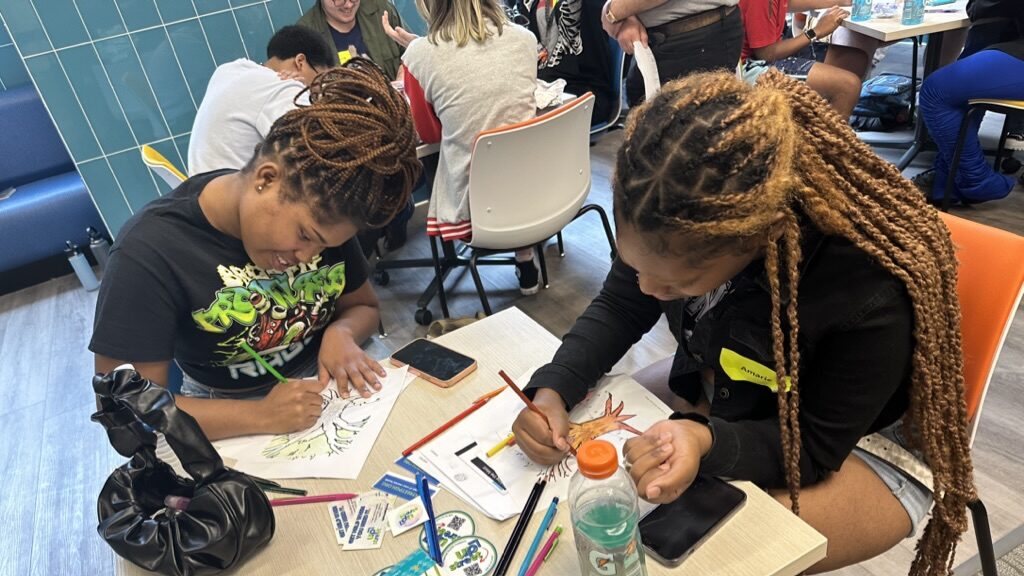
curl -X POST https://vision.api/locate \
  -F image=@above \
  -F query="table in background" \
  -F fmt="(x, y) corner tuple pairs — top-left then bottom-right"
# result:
(117, 307), (826, 576)
(840, 0), (971, 169)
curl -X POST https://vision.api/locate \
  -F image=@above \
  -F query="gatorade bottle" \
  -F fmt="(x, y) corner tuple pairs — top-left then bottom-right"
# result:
(570, 440), (648, 576)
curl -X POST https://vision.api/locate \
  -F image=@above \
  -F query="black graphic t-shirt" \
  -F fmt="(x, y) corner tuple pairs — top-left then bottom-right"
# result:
(89, 170), (368, 390)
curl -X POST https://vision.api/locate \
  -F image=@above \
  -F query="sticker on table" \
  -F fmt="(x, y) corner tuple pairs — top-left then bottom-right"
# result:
(441, 536), (497, 576)
(388, 497), (429, 536)
(370, 567), (393, 576)
(419, 510), (476, 554)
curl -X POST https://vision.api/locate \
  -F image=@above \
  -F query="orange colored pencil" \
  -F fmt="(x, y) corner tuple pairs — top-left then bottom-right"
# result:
(402, 398), (489, 457)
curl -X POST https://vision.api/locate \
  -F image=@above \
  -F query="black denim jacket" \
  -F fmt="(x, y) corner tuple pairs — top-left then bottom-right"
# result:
(525, 229), (914, 488)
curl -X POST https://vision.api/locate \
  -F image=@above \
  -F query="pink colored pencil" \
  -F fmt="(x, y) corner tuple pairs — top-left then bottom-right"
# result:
(524, 526), (563, 576)
(270, 493), (357, 507)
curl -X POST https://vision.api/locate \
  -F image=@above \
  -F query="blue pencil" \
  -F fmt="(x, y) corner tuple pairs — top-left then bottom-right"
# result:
(516, 497), (559, 576)
(417, 473), (443, 565)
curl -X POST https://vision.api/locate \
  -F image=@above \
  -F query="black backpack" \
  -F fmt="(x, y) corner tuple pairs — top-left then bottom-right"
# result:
(849, 73), (917, 132)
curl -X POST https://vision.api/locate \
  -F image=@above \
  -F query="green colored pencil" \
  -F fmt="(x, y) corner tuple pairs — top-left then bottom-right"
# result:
(238, 341), (288, 384)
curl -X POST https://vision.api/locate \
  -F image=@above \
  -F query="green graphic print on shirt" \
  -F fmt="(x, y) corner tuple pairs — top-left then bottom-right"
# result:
(191, 254), (346, 367)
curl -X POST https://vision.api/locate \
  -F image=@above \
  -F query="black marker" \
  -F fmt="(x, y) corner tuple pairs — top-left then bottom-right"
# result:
(456, 442), (508, 493)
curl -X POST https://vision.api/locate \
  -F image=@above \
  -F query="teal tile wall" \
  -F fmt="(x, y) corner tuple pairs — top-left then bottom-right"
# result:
(0, 0), (335, 237)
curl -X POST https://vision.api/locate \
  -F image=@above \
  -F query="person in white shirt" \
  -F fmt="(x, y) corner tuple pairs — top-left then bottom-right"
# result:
(188, 25), (336, 175)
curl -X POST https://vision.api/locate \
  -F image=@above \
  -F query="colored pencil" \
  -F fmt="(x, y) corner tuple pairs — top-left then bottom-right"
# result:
(473, 385), (506, 404)
(269, 493), (357, 507)
(498, 370), (550, 427)
(238, 341), (288, 384)
(401, 397), (490, 457)
(524, 526), (563, 576)
(494, 479), (547, 576)
(517, 497), (559, 576)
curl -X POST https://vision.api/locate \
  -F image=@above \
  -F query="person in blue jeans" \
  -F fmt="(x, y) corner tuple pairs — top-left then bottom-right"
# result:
(918, 40), (1024, 203)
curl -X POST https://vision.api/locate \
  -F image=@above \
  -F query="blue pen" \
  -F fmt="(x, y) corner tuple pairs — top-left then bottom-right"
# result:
(417, 473), (443, 565)
(516, 496), (559, 576)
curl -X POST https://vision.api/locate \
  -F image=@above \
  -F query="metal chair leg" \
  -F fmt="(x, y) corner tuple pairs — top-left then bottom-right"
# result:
(945, 106), (977, 211)
(536, 244), (549, 288)
(994, 114), (1010, 171)
(969, 499), (999, 576)
(557, 232), (565, 257)
(428, 235), (450, 319)
(377, 317), (388, 339)
(575, 204), (618, 260)
(468, 251), (492, 316)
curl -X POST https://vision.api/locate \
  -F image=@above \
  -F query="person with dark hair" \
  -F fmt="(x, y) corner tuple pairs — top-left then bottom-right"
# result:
(512, 70), (975, 575)
(299, 0), (405, 78)
(188, 25), (335, 175)
(92, 60), (422, 440)
(512, 0), (616, 126)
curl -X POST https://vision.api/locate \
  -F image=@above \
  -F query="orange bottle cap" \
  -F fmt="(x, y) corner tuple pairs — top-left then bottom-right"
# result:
(577, 440), (618, 479)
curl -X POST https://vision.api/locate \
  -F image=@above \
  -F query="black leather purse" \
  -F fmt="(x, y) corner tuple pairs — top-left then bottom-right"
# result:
(91, 368), (275, 576)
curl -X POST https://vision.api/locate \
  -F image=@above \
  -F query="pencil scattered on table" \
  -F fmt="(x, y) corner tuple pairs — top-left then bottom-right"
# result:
(524, 526), (562, 576)
(494, 478), (547, 576)
(269, 493), (357, 507)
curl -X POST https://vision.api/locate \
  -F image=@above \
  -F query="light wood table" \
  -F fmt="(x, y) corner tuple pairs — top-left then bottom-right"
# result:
(838, 0), (970, 170)
(117, 307), (826, 576)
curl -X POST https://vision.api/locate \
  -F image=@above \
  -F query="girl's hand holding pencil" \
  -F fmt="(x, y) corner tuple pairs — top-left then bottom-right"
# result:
(255, 380), (326, 433)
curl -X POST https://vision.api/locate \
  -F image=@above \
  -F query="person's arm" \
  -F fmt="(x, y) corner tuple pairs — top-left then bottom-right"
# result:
(788, 0), (850, 12)
(700, 280), (914, 487)
(750, 6), (848, 61)
(601, 0), (670, 24)
(525, 258), (665, 409)
(316, 242), (388, 398)
(93, 354), (321, 440)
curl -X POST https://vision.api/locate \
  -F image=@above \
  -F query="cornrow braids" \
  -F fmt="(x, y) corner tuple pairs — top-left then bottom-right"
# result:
(249, 57), (422, 229)
(614, 70), (974, 576)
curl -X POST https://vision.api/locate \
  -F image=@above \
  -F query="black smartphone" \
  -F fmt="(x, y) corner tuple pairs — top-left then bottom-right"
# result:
(390, 338), (477, 388)
(638, 475), (747, 567)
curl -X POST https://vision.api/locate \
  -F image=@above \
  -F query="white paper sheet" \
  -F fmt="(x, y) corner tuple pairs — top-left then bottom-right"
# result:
(212, 366), (412, 479)
(413, 372), (671, 520)
(633, 41), (661, 100)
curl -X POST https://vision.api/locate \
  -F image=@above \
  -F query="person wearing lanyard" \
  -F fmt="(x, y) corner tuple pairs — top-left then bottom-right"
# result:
(599, 0), (744, 104)
(512, 70), (975, 574)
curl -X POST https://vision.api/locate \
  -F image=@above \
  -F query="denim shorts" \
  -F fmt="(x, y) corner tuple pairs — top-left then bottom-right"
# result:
(851, 422), (934, 538)
(179, 358), (319, 399)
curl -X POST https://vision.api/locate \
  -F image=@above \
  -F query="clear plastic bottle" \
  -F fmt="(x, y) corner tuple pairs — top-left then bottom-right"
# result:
(569, 440), (647, 576)
(851, 0), (873, 21)
(901, 0), (924, 25)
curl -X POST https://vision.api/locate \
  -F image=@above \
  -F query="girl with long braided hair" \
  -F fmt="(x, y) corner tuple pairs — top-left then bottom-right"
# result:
(92, 59), (421, 441)
(513, 69), (973, 574)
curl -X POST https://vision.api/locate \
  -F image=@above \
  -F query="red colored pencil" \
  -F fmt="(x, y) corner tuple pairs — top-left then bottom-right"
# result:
(402, 398), (490, 457)
(270, 493), (357, 507)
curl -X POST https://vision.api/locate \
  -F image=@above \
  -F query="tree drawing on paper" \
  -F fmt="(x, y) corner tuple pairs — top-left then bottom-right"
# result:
(542, 393), (642, 481)
(261, 388), (379, 460)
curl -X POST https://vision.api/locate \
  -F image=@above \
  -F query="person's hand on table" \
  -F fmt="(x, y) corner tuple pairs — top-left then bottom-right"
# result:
(383, 12), (418, 47)
(512, 388), (572, 465)
(814, 6), (850, 36)
(255, 379), (325, 433)
(623, 418), (713, 504)
(318, 323), (387, 399)
(615, 16), (648, 55)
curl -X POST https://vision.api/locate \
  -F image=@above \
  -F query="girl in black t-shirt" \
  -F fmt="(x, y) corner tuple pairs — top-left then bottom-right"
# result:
(91, 60), (421, 441)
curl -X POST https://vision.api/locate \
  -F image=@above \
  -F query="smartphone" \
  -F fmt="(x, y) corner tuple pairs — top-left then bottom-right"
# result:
(638, 475), (747, 567)
(389, 338), (477, 388)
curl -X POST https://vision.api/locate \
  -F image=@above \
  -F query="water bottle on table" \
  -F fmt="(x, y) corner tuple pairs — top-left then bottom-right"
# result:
(902, 0), (924, 24)
(570, 440), (648, 576)
(851, 0), (873, 21)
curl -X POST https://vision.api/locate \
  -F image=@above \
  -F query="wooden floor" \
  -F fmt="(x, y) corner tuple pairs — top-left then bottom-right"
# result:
(2, 108), (1023, 576)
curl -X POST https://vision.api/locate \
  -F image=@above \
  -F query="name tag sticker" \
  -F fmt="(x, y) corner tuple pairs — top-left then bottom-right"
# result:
(719, 347), (790, 392)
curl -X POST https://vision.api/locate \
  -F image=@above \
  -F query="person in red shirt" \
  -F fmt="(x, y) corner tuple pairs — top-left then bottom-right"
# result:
(739, 0), (861, 119)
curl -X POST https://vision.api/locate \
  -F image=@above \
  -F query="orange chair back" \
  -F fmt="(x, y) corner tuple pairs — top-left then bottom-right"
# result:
(939, 213), (1024, 444)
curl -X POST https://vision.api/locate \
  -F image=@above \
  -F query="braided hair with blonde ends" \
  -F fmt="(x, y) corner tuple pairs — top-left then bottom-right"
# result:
(247, 57), (422, 229)
(614, 69), (973, 575)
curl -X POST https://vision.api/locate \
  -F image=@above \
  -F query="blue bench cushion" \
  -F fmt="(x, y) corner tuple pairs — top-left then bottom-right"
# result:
(0, 171), (103, 272)
(0, 85), (76, 191)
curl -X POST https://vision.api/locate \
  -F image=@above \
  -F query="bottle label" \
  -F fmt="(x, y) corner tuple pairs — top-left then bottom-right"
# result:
(580, 536), (645, 576)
